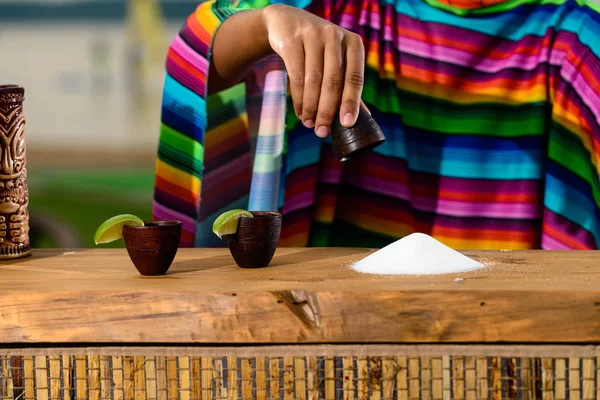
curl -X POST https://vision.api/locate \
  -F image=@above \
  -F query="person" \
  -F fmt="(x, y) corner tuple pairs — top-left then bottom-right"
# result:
(153, 0), (600, 250)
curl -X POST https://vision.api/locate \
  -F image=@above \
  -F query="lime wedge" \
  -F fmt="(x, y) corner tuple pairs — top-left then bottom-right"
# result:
(212, 209), (253, 238)
(94, 214), (145, 245)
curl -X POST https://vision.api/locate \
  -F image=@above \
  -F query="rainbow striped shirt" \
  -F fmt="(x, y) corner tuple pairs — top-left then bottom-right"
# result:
(154, 0), (600, 250)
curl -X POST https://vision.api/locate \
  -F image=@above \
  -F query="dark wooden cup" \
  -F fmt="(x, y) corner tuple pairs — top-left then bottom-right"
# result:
(330, 107), (386, 162)
(122, 220), (182, 276)
(225, 211), (282, 268)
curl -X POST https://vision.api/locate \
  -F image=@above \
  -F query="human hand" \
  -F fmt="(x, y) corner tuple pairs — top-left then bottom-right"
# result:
(262, 4), (365, 138)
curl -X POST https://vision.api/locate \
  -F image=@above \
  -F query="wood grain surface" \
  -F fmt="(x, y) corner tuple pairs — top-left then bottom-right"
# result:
(0, 248), (599, 344)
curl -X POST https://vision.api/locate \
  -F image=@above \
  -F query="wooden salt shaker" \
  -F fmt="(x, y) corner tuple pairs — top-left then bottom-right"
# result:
(330, 107), (386, 162)
(0, 85), (31, 259)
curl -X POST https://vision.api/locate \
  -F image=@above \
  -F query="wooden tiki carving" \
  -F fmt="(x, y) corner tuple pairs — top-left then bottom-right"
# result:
(0, 85), (31, 259)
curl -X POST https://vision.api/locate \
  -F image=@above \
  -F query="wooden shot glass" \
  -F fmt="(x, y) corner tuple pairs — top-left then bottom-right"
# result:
(123, 220), (182, 276)
(225, 211), (282, 268)
(330, 107), (386, 162)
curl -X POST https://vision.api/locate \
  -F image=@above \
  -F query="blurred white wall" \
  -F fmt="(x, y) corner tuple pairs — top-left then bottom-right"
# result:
(0, 23), (180, 156)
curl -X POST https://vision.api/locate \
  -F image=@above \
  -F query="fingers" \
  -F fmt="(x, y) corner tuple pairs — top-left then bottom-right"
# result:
(284, 24), (364, 137)
(339, 32), (365, 127)
(280, 41), (305, 119)
(301, 32), (325, 130)
(314, 26), (344, 138)
(360, 99), (371, 115)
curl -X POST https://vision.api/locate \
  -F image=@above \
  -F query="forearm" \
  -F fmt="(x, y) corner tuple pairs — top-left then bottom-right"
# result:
(208, 7), (273, 94)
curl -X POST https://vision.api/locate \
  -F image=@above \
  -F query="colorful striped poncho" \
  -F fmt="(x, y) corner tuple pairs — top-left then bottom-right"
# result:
(153, 0), (600, 250)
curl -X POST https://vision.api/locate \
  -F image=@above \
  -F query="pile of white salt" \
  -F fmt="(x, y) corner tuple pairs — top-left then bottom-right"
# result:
(351, 232), (483, 275)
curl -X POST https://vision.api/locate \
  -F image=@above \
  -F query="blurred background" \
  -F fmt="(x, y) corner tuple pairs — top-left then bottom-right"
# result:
(0, 0), (198, 248)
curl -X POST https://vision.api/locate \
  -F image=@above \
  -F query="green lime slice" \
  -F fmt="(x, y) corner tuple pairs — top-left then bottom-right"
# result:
(94, 214), (145, 245)
(212, 209), (253, 238)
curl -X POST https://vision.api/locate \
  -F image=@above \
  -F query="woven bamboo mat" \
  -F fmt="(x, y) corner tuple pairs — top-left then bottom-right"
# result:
(1, 348), (599, 399)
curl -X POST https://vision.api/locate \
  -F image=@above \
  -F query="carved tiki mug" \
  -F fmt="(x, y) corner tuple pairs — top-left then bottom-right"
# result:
(0, 85), (31, 259)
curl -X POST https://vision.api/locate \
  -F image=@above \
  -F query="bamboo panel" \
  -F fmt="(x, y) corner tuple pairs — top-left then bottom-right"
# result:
(408, 358), (419, 400)
(155, 356), (167, 400)
(1, 353), (600, 399)
(123, 357), (134, 400)
(396, 357), (407, 400)
(75, 356), (87, 400)
(582, 358), (594, 400)
(295, 357), (307, 400)
(24, 356), (34, 400)
(34, 356), (48, 400)
(145, 357), (157, 400)
(477, 358), (488, 400)
(491, 357), (502, 400)
(358, 357), (368, 400)
(227, 356), (237, 400)
(506, 358), (516, 399)
(442, 356), (451, 400)
(62, 356), (72, 400)
(325, 357), (335, 400)
(283, 357), (294, 400)
(100, 356), (111, 400)
(2, 356), (13, 400)
(454, 356), (465, 400)
(431, 358), (443, 400)
(518, 358), (531, 400)
(371, 357), (381, 400)
(536, 359), (544, 399)
(555, 359), (566, 400)
(269, 358), (280, 400)
(307, 357), (319, 400)
(569, 357), (581, 400)
(166, 357), (178, 400)
(465, 357), (476, 400)
(134, 356), (146, 400)
(201, 357), (213, 400)
(191, 357), (200, 400)
(241, 358), (253, 400)
(179, 357), (190, 400)
(87, 355), (100, 400)
(382, 357), (395, 400)
(419, 357), (431, 400)
(11, 356), (22, 400)
(214, 358), (225, 400)
(113, 356), (124, 400)
(343, 357), (353, 400)
(542, 358), (553, 400)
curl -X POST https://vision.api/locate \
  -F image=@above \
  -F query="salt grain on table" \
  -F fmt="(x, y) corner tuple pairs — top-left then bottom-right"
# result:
(351, 232), (483, 275)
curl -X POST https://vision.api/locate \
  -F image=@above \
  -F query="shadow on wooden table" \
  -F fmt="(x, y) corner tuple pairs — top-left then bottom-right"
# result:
(0, 249), (66, 267)
(168, 254), (234, 274)
(168, 248), (367, 274)
(269, 248), (369, 267)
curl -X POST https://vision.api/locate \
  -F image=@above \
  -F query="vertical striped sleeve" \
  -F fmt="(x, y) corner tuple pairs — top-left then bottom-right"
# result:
(544, 4), (600, 249)
(153, 0), (257, 247)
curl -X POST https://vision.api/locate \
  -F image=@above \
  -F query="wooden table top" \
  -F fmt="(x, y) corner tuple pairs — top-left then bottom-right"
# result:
(1, 248), (599, 344)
